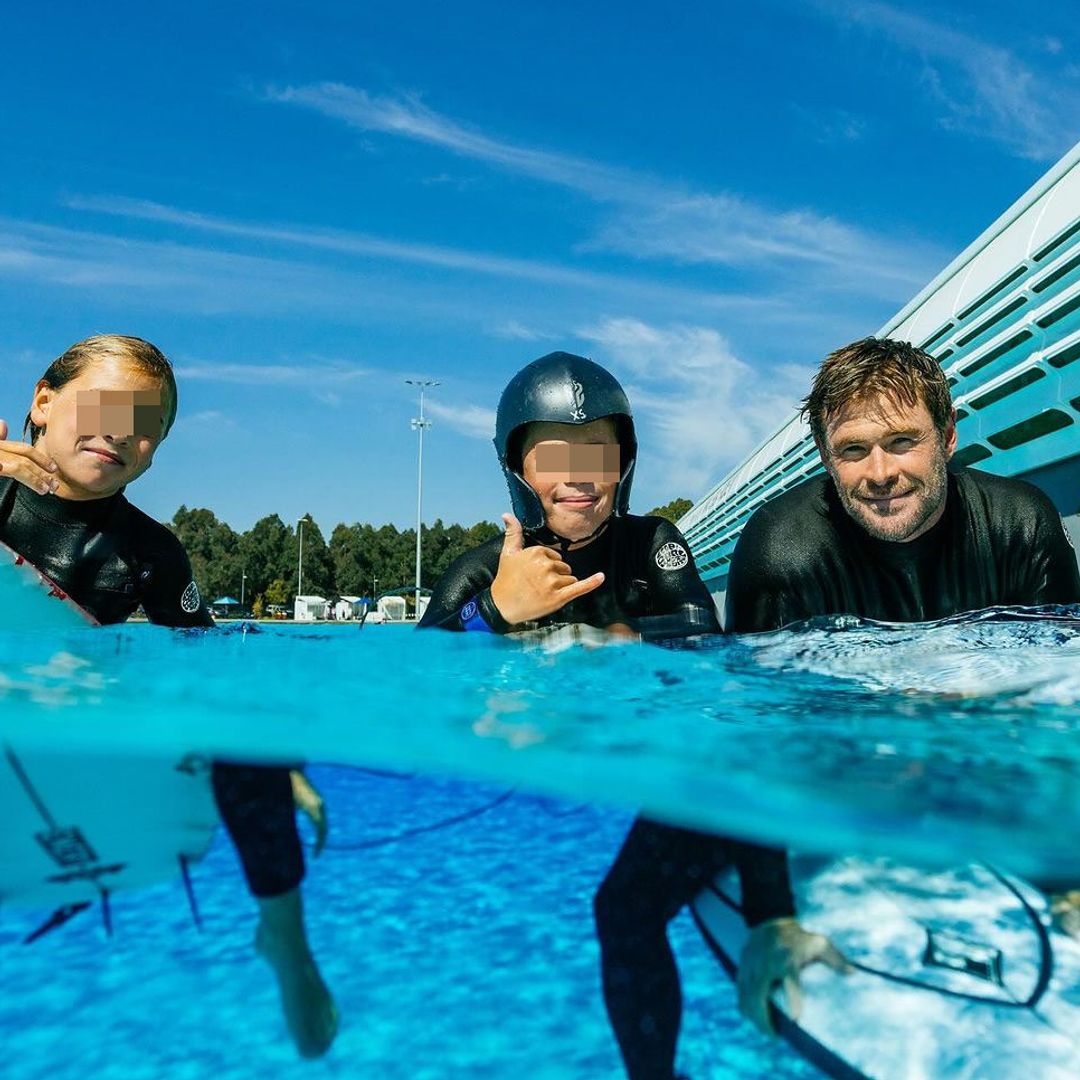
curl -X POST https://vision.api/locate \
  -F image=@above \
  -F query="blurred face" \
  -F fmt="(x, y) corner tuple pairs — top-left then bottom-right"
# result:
(820, 393), (956, 543)
(30, 355), (167, 500)
(521, 418), (621, 542)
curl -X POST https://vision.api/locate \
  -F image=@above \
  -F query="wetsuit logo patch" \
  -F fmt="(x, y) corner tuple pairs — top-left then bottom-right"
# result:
(461, 600), (478, 622)
(570, 378), (586, 422)
(180, 580), (201, 613)
(655, 542), (689, 571)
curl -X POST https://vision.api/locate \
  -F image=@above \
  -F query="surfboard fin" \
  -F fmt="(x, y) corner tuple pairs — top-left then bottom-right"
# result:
(179, 854), (203, 932)
(100, 888), (113, 937)
(21, 901), (92, 945)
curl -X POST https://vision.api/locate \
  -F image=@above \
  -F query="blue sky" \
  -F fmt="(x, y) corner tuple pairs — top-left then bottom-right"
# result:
(2, 1), (1078, 533)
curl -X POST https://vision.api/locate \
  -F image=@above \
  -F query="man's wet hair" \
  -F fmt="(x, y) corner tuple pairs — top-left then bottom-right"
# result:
(802, 336), (954, 447)
(25, 334), (178, 443)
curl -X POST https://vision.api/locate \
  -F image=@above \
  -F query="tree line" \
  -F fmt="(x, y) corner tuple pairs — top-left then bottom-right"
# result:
(169, 497), (692, 615)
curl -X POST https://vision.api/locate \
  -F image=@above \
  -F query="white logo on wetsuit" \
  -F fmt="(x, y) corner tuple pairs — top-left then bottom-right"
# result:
(180, 580), (201, 613)
(570, 378), (586, 422)
(461, 600), (478, 621)
(655, 542), (689, 571)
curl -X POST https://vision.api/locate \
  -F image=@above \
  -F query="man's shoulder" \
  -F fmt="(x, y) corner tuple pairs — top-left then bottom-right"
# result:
(954, 467), (1060, 524)
(737, 474), (836, 556)
(957, 466), (1052, 503)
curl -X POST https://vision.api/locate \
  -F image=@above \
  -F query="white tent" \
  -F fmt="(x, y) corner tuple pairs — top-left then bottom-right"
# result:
(333, 595), (365, 620)
(376, 595), (407, 623)
(294, 595), (328, 622)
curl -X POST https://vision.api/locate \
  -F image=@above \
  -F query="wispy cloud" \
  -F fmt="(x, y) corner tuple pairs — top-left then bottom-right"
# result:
(173, 409), (238, 430)
(578, 318), (811, 497)
(174, 361), (369, 385)
(66, 195), (775, 312)
(426, 399), (496, 440)
(266, 84), (647, 203)
(585, 194), (936, 294)
(487, 320), (557, 342)
(790, 105), (867, 146)
(814, 2), (1080, 161)
(0, 217), (398, 316)
(66, 195), (612, 290)
(268, 82), (943, 296)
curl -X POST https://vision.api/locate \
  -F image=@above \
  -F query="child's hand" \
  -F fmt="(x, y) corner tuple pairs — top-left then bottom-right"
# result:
(489, 513), (604, 625)
(0, 420), (59, 495)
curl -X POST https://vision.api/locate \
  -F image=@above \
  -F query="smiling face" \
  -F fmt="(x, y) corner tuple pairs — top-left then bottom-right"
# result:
(520, 417), (621, 541)
(821, 392), (956, 543)
(29, 354), (167, 500)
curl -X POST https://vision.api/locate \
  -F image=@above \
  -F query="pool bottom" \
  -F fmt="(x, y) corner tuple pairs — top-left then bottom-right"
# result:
(1, 767), (816, 1080)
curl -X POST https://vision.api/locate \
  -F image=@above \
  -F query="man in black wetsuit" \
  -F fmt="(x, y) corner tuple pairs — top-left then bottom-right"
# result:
(600, 335), (1080, 1076)
(0, 334), (335, 1058)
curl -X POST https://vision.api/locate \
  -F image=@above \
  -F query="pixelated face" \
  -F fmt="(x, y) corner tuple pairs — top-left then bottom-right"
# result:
(30, 355), (166, 500)
(821, 392), (956, 543)
(75, 389), (163, 439)
(521, 418), (620, 540)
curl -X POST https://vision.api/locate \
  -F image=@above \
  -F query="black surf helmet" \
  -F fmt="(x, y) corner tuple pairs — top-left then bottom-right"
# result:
(494, 351), (637, 531)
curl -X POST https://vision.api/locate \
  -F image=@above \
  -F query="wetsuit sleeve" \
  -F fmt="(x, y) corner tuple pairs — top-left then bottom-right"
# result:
(1021, 493), (1080, 605)
(634, 518), (721, 640)
(418, 540), (505, 631)
(139, 527), (214, 629)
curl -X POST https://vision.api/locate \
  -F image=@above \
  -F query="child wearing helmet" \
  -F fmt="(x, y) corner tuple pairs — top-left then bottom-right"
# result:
(423, 352), (787, 1078)
(420, 351), (718, 639)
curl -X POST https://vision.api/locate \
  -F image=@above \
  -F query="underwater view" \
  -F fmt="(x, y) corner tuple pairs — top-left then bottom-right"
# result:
(4, 615), (1080, 1078)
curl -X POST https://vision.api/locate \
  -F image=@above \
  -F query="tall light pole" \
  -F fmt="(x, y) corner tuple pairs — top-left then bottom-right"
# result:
(296, 517), (305, 598)
(406, 379), (439, 617)
(240, 569), (247, 609)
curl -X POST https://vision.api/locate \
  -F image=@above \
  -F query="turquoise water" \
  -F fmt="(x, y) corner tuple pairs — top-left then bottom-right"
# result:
(1, 770), (818, 1079)
(4, 613), (1080, 1077)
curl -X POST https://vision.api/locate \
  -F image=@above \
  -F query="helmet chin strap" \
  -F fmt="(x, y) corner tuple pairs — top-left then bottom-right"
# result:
(526, 519), (610, 552)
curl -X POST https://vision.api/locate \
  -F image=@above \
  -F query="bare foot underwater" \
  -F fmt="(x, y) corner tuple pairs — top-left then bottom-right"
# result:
(255, 889), (338, 1058)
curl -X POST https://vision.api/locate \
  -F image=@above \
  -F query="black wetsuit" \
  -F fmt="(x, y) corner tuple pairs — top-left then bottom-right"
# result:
(0, 477), (303, 899)
(726, 468), (1080, 629)
(600, 467), (1080, 1080)
(420, 515), (719, 639)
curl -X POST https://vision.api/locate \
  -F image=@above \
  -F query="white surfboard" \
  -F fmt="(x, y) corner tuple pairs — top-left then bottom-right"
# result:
(0, 544), (218, 925)
(692, 855), (1080, 1079)
(0, 538), (99, 630)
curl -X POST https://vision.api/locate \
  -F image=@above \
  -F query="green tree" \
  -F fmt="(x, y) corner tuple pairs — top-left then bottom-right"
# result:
(170, 506), (241, 601)
(170, 506), (506, 611)
(647, 497), (693, 524)
(265, 578), (290, 608)
(240, 515), (294, 603)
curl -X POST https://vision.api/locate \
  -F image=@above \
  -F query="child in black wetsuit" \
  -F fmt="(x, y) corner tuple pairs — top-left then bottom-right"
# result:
(0, 334), (336, 1058)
